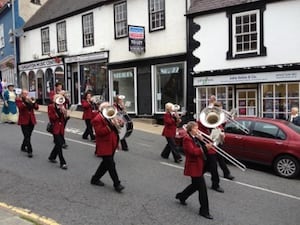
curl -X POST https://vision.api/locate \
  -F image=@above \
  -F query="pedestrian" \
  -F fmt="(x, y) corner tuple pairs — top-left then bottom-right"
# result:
(81, 91), (96, 141)
(176, 121), (213, 220)
(16, 89), (39, 158)
(90, 102), (125, 193)
(288, 107), (300, 126)
(1, 83), (18, 124)
(161, 102), (182, 163)
(47, 94), (68, 170)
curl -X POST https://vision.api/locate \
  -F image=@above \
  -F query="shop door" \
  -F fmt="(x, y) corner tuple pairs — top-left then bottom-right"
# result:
(236, 89), (257, 116)
(37, 77), (44, 104)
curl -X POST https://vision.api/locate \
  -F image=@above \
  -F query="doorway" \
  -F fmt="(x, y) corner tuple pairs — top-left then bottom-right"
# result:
(236, 89), (257, 116)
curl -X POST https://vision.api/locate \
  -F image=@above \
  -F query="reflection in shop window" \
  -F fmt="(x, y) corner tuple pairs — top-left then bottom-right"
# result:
(21, 73), (28, 90)
(29, 72), (35, 91)
(155, 63), (184, 112)
(112, 69), (135, 112)
(81, 63), (108, 102)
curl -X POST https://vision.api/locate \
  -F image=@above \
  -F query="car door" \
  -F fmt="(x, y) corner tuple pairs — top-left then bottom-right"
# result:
(242, 121), (288, 165)
(223, 120), (252, 158)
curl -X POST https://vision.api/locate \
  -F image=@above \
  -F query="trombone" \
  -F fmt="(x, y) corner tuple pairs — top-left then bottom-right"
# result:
(183, 124), (246, 171)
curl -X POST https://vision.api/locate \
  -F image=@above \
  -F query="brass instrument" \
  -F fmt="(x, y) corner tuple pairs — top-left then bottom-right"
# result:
(183, 124), (246, 172)
(102, 105), (123, 131)
(200, 106), (249, 134)
(26, 96), (36, 104)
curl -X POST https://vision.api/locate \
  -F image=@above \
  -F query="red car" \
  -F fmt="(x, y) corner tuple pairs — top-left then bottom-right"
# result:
(176, 118), (300, 178)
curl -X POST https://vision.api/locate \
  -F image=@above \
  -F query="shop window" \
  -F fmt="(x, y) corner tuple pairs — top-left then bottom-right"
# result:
(262, 83), (300, 119)
(155, 63), (184, 112)
(112, 69), (135, 112)
(114, 1), (128, 39)
(81, 63), (108, 101)
(41, 27), (50, 55)
(82, 13), (94, 47)
(227, 2), (266, 59)
(20, 72), (28, 90)
(149, 0), (165, 31)
(29, 72), (35, 92)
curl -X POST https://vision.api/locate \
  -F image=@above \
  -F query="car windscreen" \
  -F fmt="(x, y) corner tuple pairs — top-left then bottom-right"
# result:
(287, 122), (300, 134)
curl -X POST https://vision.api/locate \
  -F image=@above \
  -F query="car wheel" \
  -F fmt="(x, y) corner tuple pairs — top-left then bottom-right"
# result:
(273, 155), (300, 178)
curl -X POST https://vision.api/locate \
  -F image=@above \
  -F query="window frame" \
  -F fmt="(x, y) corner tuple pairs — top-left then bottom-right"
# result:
(0, 24), (4, 48)
(82, 13), (94, 47)
(148, 0), (165, 32)
(41, 27), (50, 55)
(226, 2), (266, 59)
(57, 21), (67, 53)
(114, 1), (128, 39)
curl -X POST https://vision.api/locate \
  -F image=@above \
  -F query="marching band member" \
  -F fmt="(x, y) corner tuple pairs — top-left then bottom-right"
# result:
(113, 95), (129, 151)
(90, 102), (125, 193)
(16, 89), (39, 158)
(176, 121), (213, 220)
(81, 91), (96, 141)
(47, 94), (68, 170)
(49, 82), (69, 148)
(161, 102), (182, 163)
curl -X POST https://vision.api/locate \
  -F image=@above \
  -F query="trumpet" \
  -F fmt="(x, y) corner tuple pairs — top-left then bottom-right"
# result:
(102, 105), (123, 131)
(183, 124), (246, 172)
(200, 106), (249, 134)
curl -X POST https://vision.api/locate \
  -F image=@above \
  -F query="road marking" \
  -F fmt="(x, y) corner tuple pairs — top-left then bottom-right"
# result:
(34, 130), (95, 147)
(160, 161), (300, 201)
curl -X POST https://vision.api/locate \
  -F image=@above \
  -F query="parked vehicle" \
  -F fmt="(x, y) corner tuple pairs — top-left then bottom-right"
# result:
(175, 117), (300, 178)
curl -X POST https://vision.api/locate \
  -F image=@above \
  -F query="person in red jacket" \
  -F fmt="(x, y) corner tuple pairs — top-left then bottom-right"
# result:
(175, 121), (213, 220)
(161, 102), (182, 163)
(81, 91), (95, 141)
(90, 102), (125, 193)
(16, 89), (39, 158)
(47, 94), (68, 169)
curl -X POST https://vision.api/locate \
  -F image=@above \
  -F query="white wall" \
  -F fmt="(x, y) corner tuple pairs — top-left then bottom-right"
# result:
(19, 0), (187, 63)
(193, 0), (300, 73)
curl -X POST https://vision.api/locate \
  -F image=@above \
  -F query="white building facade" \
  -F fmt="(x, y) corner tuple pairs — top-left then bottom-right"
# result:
(187, 0), (300, 120)
(19, 0), (187, 119)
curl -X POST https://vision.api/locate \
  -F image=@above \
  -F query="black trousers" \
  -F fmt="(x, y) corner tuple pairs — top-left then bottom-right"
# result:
(178, 176), (209, 215)
(205, 154), (220, 188)
(49, 134), (66, 165)
(120, 138), (128, 150)
(217, 154), (231, 177)
(83, 119), (95, 140)
(21, 124), (34, 153)
(161, 137), (181, 160)
(92, 155), (120, 187)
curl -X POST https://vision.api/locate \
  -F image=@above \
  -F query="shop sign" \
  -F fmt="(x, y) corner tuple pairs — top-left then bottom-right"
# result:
(160, 66), (180, 74)
(18, 58), (62, 71)
(113, 71), (133, 79)
(193, 70), (300, 86)
(128, 25), (145, 54)
(65, 51), (108, 63)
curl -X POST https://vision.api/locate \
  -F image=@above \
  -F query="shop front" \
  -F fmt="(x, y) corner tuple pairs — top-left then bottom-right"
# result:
(18, 57), (64, 104)
(193, 70), (300, 120)
(65, 51), (109, 105)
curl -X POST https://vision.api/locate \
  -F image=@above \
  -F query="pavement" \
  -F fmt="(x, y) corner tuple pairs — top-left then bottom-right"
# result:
(0, 104), (163, 225)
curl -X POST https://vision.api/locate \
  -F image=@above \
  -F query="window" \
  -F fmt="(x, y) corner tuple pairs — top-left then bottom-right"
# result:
(227, 2), (266, 59)
(31, 0), (41, 4)
(252, 122), (285, 140)
(57, 21), (67, 52)
(149, 0), (165, 31)
(155, 63), (185, 112)
(82, 13), (94, 47)
(225, 120), (251, 135)
(114, 1), (127, 38)
(0, 24), (4, 48)
(41, 27), (50, 55)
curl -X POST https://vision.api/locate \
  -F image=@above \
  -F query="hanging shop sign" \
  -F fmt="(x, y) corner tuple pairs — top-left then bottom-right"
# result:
(128, 25), (145, 54)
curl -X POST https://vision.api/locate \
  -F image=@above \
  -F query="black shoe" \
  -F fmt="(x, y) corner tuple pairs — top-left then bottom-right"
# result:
(60, 164), (68, 170)
(161, 155), (168, 159)
(27, 152), (33, 158)
(212, 186), (224, 193)
(114, 184), (125, 193)
(48, 158), (58, 163)
(174, 158), (182, 163)
(224, 174), (235, 180)
(21, 146), (27, 152)
(91, 179), (104, 186)
(175, 193), (187, 206)
(199, 212), (213, 220)
(62, 144), (68, 149)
